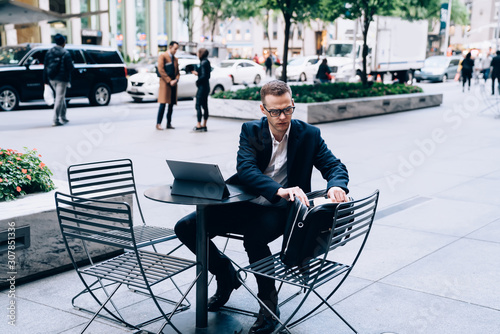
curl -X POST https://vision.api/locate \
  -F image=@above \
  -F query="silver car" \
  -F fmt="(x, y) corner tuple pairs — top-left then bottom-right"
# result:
(415, 56), (462, 83)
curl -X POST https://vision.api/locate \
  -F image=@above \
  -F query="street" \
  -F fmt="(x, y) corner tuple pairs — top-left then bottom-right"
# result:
(1, 79), (500, 333)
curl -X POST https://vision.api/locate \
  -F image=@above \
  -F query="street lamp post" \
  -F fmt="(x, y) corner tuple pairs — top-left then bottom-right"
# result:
(443, 0), (452, 55)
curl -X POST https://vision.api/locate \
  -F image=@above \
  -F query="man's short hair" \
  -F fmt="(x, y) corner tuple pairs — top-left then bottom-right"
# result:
(54, 34), (66, 46)
(169, 41), (179, 47)
(260, 80), (292, 104)
(496, 50), (500, 56)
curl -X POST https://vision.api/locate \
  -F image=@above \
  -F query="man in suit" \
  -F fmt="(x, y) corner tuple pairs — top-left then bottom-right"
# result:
(175, 80), (349, 334)
(156, 41), (180, 130)
(490, 50), (500, 95)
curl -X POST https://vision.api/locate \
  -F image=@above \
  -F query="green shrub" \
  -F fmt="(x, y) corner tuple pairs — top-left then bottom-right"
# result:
(0, 147), (55, 201)
(213, 82), (423, 103)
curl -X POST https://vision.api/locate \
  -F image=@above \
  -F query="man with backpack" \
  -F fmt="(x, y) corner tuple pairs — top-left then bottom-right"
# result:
(44, 34), (74, 126)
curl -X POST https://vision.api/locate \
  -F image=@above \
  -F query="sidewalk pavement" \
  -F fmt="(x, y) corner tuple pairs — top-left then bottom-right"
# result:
(1, 81), (499, 333)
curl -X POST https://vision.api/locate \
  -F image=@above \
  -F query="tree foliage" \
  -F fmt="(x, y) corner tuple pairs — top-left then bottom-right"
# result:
(393, 0), (469, 26)
(236, 0), (343, 82)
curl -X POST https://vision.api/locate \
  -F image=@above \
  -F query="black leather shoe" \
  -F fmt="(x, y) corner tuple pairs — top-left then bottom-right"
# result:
(249, 304), (280, 334)
(207, 270), (241, 311)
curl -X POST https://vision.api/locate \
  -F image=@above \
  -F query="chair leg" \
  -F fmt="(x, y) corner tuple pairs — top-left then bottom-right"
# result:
(81, 283), (135, 333)
(72, 279), (128, 325)
(155, 271), (201, 334)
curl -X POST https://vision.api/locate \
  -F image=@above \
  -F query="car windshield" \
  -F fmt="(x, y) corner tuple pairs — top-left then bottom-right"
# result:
(0, 46), (30, 65)
(326, 44), (353, 57)
(219, 62), (235, 68)
(424, 57), (449, 68)
(288, 58), (305, 66)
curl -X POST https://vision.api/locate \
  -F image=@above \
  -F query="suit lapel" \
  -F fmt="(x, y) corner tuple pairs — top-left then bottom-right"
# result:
(287, 121), (300, 177)
(260, 119), (273, 170)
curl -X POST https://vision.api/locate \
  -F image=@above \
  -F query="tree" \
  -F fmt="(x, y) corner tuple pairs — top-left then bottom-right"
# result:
(200, 0), (259, 42)
(344, 0), (432, 86)
(180, 0), (196, 42)
(237, 0), (343, 82)
(393, 0), (469, 27)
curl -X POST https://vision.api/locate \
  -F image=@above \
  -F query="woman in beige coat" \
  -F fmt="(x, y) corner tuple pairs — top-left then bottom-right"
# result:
(156, 41), (180, 130)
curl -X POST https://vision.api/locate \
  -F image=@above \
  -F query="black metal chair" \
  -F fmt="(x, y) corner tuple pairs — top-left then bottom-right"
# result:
(67, 159), (177, 248)
(236, 190), (380, 333)
(66, 159), (185, 323)
(55, 192), (199, 333)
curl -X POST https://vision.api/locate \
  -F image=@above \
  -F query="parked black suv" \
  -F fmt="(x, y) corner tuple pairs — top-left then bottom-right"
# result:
(0, 43), (127, 111)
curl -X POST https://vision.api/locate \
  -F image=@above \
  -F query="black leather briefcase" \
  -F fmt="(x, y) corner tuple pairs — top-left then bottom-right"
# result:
(280, 195), (353, 268)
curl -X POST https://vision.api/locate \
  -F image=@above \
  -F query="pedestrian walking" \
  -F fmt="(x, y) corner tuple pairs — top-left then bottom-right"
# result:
(265, 56), (273, 77)
(461, 52), (474, 92)
(156, 41), (180, 130)
(43, 33), (74, 127)
(192, 48), (211, 132)
(490, 51), (500, 95)
(316, 58), (332, 83)
(482, 53), (492, 83)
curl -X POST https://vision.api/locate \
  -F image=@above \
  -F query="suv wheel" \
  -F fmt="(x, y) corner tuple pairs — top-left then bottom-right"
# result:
(0, 86), (20, 111)
(299, 73), (307, 82)
(89, 83), (111, 106)
(254, 74), (261, 85)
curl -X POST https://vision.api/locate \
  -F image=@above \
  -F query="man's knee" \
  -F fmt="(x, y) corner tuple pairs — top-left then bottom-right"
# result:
(174, 212), (196, 242)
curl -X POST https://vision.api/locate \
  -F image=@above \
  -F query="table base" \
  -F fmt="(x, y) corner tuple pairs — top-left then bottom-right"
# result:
(165, 311), (244, 334)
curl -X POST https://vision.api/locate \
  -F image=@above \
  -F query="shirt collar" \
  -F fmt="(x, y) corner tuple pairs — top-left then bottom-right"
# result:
(268, 122), (291, 144)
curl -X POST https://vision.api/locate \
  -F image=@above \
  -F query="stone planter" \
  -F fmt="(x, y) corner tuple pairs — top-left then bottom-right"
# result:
(209, 92), (443, 124)
(0, 180), (126, 288)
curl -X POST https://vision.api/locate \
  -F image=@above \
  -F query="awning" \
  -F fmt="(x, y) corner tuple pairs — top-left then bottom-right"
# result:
(0, 0), (107, 25)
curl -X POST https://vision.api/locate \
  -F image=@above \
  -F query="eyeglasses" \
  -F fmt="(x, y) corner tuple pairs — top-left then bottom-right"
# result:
(263, 105), (295, 117)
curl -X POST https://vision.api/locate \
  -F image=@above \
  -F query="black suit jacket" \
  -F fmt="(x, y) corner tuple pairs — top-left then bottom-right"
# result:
(233, 117), (349, 204)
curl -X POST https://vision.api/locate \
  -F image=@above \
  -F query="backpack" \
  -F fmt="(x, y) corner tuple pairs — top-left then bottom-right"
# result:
(46, 51), (63, 80)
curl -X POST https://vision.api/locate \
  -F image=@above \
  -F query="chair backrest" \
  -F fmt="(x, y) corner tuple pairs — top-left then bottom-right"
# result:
(55, 191), (136, 250)
(326, 190), (379, 257)
(67, 159), (146, 224)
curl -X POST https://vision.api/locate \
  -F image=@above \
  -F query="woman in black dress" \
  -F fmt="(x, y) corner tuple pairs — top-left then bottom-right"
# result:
(461, 52), (474, 92)
(193, 48), (211, 131)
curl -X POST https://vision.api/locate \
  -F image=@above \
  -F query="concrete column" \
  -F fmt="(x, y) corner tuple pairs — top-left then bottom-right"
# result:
(99, 0), (109, 46)
(38, 0), (51, 44)
(70, 0), (82, 44)
(5, 24), (18, 45)
(108, 0), (118, 49)
(124, 0), (136, 60)
(149, 0), (159, 56)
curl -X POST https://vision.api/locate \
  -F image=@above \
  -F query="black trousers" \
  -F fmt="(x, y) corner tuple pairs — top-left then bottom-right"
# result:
(196, 83), (210, 122)
(174, 201), (287, 301)
(156, 103), (174, 125)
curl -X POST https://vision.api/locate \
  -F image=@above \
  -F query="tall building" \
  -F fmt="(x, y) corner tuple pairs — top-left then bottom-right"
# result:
(0, 0), (195, 61)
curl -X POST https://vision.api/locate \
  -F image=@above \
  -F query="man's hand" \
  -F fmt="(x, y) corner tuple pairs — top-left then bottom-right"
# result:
(327, 186), (348, 203)
(170, 79), (178, 86)
(276, 187), (309, 206)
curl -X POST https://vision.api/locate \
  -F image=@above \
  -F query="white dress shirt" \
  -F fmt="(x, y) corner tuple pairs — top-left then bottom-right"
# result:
(251, 125), (291, 206)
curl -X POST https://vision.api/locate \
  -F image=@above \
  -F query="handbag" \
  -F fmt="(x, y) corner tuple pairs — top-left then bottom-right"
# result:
(326, 72), (332, 81)
(280, 195), (354, 268)
(43, 84), (54, 106)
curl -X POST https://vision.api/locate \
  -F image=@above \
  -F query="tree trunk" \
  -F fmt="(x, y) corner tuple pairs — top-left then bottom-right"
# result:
(282, 11), (292, 83)
(361, 12), (371, 87)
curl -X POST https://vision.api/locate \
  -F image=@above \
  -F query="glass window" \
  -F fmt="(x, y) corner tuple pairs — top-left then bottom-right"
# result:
(68, 50), (85, 64)
(0, 46), (30, 65)
(83, 50), (122, 64)
(28, 50), (47, 65)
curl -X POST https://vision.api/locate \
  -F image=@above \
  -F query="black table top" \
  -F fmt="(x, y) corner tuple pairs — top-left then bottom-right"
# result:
(144, 184), (256, 206)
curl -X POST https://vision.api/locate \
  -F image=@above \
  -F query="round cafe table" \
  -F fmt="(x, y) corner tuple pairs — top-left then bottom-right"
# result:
(144, 184), (256, 333)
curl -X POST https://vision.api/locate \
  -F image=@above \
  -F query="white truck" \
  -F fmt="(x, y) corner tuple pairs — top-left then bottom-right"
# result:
(326, 16), (428, 83)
